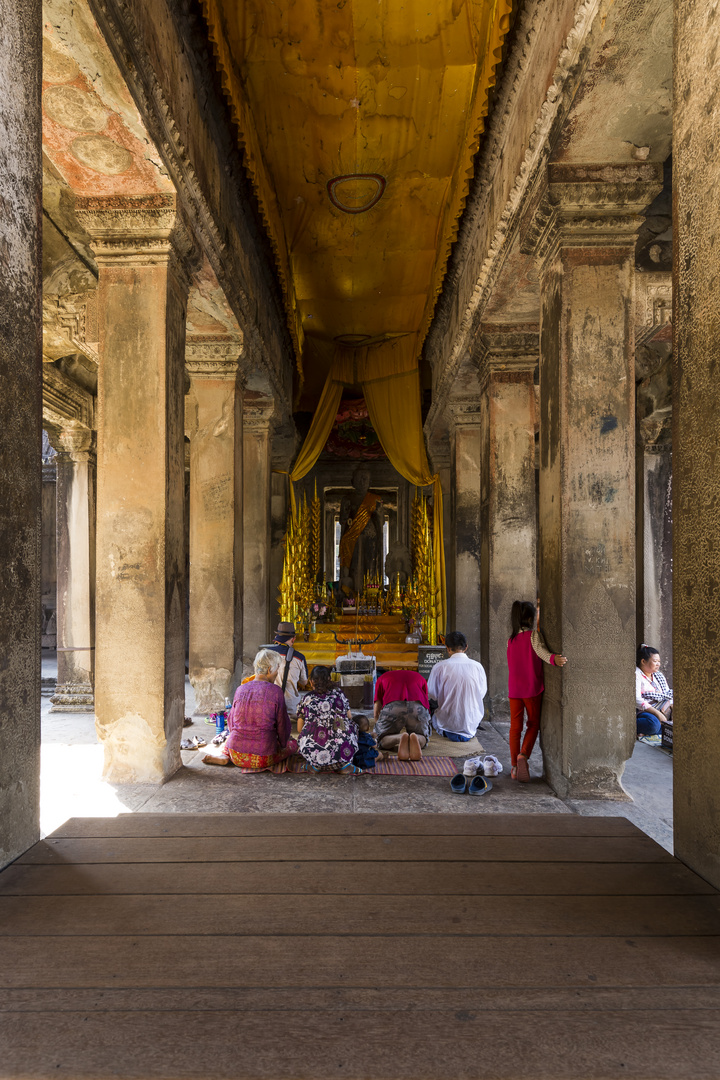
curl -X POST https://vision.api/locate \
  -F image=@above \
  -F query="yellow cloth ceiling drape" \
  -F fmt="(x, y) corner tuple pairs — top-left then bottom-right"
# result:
(201, 0), (513, 386)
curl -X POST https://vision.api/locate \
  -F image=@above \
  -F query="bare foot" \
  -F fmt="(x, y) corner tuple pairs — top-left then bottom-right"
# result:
(202, 754), (231, 766)
(397, 733), (411, 761)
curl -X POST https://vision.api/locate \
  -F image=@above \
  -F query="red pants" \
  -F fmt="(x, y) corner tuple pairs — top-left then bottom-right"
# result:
(509, 694), (543, 766)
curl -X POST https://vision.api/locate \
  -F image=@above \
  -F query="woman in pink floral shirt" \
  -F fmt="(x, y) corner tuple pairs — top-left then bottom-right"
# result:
(203, 649), (298, 770)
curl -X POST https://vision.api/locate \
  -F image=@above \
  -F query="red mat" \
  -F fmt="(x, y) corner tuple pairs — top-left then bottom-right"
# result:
(233, 755), (459, 777)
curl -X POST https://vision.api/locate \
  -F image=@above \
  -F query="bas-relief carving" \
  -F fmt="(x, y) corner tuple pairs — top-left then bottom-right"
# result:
(43, 364), (94, 429)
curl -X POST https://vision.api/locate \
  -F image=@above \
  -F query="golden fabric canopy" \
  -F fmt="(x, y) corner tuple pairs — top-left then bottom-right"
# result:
(202, 0), (512, 379)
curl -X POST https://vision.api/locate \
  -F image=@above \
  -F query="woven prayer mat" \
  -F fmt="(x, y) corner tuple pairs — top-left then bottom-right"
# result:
(422, 731), (484, 757)
(232, 755), (460, 777)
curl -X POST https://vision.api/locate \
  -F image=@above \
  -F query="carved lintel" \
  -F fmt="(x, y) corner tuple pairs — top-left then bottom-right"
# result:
(446, 400), (484, 427)
(43, 364), (94, 429)
(472, 325), (538, 389)
(522, 164), (664, 266)
(75, 194), (201, 284)
(45, 420), (94, 463)
(243, 398), (276, 432)
(186, 338), (244, 381)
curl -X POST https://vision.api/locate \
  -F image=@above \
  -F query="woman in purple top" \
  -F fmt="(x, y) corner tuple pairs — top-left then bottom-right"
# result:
(296, 665), (360, 773)
(202, 649), (298, 770)
(506, 601), (567, 782)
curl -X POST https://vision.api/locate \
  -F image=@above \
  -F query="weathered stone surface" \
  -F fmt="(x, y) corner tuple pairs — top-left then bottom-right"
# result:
(480, 368), (537, 709)
(534, 169), (661, 800)
(185, 345), (244, 713)
(449, 402), (483, 660)
(46, 423), (96, 713)
(77, 195), (195, 784)
(243, 402), (274, 670)
(0, 0), (42, 869)
(672, 0), (720, 890)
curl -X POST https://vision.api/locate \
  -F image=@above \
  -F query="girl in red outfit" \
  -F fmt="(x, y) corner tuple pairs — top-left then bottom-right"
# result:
(506, 601), (567, 782)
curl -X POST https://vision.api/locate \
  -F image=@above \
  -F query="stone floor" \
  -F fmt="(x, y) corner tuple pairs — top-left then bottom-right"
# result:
(40, 653), (674, 851)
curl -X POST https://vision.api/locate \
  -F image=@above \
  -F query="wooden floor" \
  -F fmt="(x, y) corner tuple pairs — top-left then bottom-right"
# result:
(1, 813), (719, 1079)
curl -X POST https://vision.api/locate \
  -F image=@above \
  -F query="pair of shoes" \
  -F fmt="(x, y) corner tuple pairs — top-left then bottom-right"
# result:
(482, 754), (504, 777)
(181, 736), (207, 750)
(516, 753), (530, 782)
(463, 754), (484, 776)
(397, 732), (423, 761)
(183, 716), (193, 727)
(450, 773), (492, 795)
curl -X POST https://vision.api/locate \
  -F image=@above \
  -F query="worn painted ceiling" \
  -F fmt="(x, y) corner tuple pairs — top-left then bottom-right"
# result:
(202, 0), (511, 401)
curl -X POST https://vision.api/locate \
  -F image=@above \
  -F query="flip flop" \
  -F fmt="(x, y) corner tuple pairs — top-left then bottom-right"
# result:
(516, 753), (530, 782)
(450, 774), (467, 794)
(468, 774), (492, 796)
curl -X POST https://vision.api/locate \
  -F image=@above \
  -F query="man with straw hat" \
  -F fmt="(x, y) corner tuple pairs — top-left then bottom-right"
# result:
(267, 621), (309, 719)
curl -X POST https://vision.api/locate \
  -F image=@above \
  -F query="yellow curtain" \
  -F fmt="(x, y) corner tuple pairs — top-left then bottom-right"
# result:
(289, 374), (343, 483)
(360, 344), (446, 638)
(289, 340), (447, 635)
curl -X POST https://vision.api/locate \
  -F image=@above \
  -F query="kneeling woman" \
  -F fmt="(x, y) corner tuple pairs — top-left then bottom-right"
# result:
(296, 665), (360, 773)
(203, 649), (298, 769)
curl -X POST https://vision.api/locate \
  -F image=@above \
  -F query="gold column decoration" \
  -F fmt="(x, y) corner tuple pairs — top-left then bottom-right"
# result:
(278, 487), (314, 624)
(410, 487), (422, 577)
(310, 479), (321, 588)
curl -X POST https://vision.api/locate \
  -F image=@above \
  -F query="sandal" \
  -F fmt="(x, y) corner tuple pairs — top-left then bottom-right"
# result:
(516, 753), (530, 782)
(511, 765), (517, 780)
(181, 736), (207, 751)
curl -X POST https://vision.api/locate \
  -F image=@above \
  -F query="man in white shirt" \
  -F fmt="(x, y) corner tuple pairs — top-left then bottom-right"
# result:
(427, 631), (487, 742)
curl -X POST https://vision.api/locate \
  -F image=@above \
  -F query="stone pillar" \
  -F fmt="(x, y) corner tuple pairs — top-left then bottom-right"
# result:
(529, 163), (662, 799)
(76, 194), (196, 783)
(431, 456), (453, 634)
(636, 438), (673, 684)
(477, 341), (538, 711)
(47, 423), (96, 712)
(243, 401), (274, 671)
(0, 0), (42, 868)
(270, 469), (289, 636)
(185, 343), (244, 713)
(673, 0), (720, 888)
(448, 402), (483, 659)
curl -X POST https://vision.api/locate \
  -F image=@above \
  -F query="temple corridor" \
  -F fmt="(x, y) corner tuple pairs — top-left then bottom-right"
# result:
(2, 0), (720, 1074)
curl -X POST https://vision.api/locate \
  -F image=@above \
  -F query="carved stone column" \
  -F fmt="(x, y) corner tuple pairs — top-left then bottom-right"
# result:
(673, 0), (720, 888)
(477, 332), (538, 711)
(243, 401), (274, 671)
(76, 194), (197, 783)
(47, 423), (96, 712)
(0, 0), (42, 867)
(526, 163), (662, 799)
(448, 401), (483, 660)
(185, 342), (244, 713)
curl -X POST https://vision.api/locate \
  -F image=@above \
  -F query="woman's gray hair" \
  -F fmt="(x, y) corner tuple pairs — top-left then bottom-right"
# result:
(253, 648), (282, 678)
